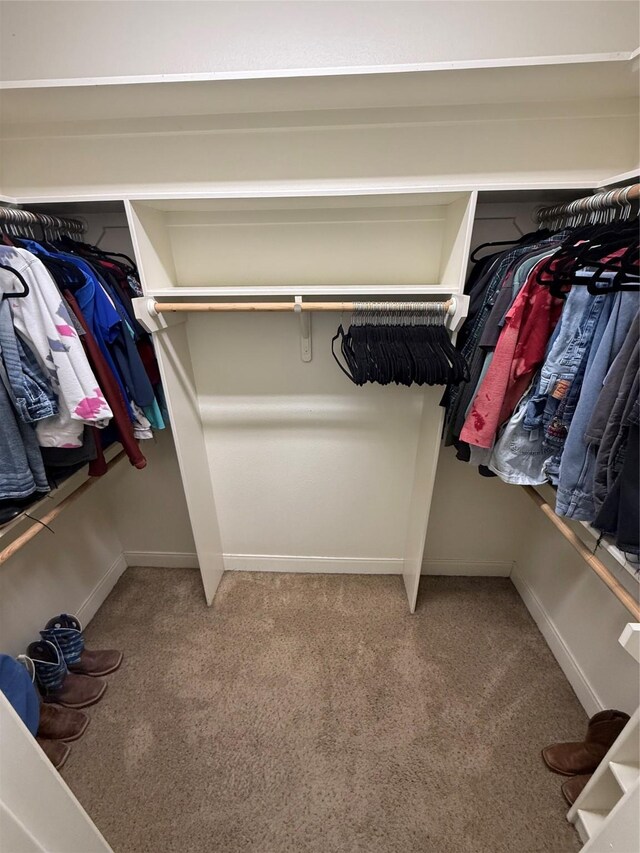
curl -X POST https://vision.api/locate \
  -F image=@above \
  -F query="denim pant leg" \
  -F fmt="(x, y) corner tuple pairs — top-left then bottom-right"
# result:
(0, 299), (58, 422)
(557, 292), (639, 520)
(489, 383), (549, 485)
(0, 379), (49, 499)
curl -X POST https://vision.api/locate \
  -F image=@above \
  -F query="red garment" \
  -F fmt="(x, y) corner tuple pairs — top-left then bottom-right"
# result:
(63, 290), (147, 471)
(460, 259), (564, 449)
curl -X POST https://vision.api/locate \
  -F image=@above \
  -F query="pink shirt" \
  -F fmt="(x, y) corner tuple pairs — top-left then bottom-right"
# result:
(460, 259), (564, 449)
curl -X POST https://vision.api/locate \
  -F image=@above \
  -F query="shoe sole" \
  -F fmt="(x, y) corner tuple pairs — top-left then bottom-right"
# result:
(60, 714), (90, 743)
(55, 742), (71, 771)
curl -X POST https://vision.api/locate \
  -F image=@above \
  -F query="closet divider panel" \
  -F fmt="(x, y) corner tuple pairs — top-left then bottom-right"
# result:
(402, 192), (477, 611)
(126, 201), (225, 604)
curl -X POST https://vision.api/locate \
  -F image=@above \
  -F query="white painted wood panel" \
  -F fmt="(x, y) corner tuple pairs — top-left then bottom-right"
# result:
(0, 693), (112, 853)
(2, 110), (637, 199)
(127, 204), (225, 604)
(131, 193), (470, 290)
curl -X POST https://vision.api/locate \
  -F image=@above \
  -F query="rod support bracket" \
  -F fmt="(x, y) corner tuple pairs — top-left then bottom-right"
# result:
(132, 297), (186, 334)
(447, 294), (470, 334)
(295, 296), (312, 362)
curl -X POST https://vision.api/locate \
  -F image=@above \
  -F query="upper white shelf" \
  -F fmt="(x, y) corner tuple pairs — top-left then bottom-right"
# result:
(0, 55), (636, 129)
(149, 285), (459, 299)
(127, 192), (476, 294)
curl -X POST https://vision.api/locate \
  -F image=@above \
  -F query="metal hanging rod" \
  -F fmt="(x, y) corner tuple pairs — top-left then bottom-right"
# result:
(151, 297), (455, 314)
(522, 486), (640, 621)
(0, 204), (85, 235)
(536, 183), (639, 227)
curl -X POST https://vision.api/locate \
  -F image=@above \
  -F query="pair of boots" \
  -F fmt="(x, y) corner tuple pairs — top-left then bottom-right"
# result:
(23, 614), (123, 770)
(542, 710), (630, 805)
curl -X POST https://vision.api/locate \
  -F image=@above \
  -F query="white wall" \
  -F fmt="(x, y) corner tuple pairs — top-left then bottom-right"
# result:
(0, 476), (125, 657)
(0, 1), (637, 84)
(105, 431), (196, 563)
(512, 501), (640, 716)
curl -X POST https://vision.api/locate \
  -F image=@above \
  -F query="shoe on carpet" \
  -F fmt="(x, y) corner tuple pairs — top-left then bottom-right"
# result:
(41, 613), (123, 676)
(36, 737), (70, 770)
(542, 710), (630, 776)
(37, 701), (89, 742)
(561, 774), (593, 806)
(26, 640), (107, 709)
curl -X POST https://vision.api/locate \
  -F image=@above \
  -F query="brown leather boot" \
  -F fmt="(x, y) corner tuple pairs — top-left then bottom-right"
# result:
(561, 774), (593, 806)
(542, 710), (630, 776)
(44, 671), (107, 709)
(36, 738), (70, 770)
(69, 648), (123, 677)
(41, 614), (123, 677)
(38, 702), (90, 742)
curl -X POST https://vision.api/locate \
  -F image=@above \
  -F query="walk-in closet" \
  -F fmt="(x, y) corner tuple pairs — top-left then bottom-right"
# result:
(0, 3), (639, 853)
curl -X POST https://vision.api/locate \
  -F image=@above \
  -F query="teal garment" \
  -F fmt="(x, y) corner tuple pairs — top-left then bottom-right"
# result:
(143, 396), (166, 430)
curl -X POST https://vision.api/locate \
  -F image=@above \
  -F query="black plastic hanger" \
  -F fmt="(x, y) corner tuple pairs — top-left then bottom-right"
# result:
(0, 264), (30, 298)
(469, 230), (544, 264)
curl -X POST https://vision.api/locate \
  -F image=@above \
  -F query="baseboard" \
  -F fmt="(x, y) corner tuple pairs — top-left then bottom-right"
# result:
(122, 551), (514, 578)
(421, 560), (513, 576)
(510, 563), (604, 716)
(76, 553), (127, 626)
(223, 554), (404, 573)
(123, 550), (199, 569)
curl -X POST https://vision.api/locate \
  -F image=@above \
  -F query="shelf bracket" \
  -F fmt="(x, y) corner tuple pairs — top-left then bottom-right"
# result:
(294, 296), (312, 362)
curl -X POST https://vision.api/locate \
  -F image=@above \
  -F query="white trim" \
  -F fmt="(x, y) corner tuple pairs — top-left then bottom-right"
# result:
(510, 563), (603, 716)
(223, 554), (404, 574)
(4, 177), (610, 206)
(0, 51), (633, 90)
(596, 167), (640, 189)
(75, 553), (127, 626)
(422, 560), (513, 577)
(125, 550), (515, 578)
(124, 550), (200, 570)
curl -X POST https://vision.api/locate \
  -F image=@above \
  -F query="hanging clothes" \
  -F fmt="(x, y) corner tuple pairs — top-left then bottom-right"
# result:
(0, 212), (163, 515)
(0, 247), (113, 448)
(443, 214), (639, 557)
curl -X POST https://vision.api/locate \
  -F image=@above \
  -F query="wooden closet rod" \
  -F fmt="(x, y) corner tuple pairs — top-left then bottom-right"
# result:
(153, 298), (455, 314)
(0, 450), (126, 567)
(522, 486), (640, 621)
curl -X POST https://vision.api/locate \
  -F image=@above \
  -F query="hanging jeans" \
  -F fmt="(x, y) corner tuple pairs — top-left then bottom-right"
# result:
(0, 378), (49, 500)
(556, 291), (638, 520)
(0, 299), (58, 423)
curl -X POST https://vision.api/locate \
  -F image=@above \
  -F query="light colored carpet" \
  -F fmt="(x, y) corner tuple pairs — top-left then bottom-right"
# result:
(63, 569), (585, 853)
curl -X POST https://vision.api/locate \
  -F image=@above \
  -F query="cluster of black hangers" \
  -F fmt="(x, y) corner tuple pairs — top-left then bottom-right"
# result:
(470, 196), (639, 299)
(0, 212), (139, 299)
(332, 302), (470, 387)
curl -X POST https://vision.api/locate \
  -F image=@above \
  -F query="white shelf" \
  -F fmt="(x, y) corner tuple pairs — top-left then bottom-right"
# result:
(576, 809), (608, 841)
(1, 55), (635, 123)
(129, 193), (475, 294)
(580, 520), (639, 583)
(150, 285), (457, 299)
(610, 762), (639, 794)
